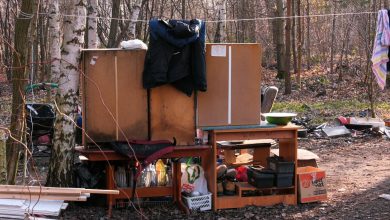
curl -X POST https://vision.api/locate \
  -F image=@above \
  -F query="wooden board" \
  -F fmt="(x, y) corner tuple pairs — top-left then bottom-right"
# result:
(82, 49), (148, 144)
(198, 44), (262, 127)
(150, 85), (195, 145)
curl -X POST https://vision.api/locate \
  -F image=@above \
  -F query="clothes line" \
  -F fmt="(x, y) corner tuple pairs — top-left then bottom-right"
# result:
(16, 10), (378, 23)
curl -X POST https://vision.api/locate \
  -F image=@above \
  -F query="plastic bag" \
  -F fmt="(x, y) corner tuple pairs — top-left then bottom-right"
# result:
(120, 39), (148, 50)
(181, 160), (208, 195)
(156, 159), (167, 186)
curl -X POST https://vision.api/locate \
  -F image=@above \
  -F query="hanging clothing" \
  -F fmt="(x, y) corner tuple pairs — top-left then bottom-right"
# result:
(143, 19), (207, 96)
(372, 9), (390, 90)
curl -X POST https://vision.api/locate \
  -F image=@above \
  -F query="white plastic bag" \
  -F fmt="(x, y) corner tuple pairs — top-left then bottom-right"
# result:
(120, 39), (148, 50)
(181, 162), (208, 195)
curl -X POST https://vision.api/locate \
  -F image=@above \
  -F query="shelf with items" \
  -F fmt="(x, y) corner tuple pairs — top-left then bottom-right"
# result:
(207, 125), (299, 210)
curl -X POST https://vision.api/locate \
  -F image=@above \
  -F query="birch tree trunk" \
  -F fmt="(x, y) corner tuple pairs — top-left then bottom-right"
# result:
(6, 0), (34, 184)
(214, 0), (227, 43)
(128, 0), (142, 39)
(47, 0), (86, 187)
(48, 0), (61, 84)
(87, 0), (99, 48)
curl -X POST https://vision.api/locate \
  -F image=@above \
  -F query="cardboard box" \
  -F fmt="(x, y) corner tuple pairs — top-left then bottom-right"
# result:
(297, 166), (327, 203)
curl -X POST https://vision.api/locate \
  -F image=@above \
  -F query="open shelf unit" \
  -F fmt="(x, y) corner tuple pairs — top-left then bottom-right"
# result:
(206, 125), (299, 210)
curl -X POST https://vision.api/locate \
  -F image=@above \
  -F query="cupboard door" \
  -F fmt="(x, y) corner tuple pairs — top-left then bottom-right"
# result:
(198, 44), (262, 127)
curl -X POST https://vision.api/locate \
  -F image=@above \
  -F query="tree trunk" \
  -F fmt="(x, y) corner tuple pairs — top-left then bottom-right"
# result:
(297, 0), (303, 89)
(274, 0), (286, 79)
(107, 0), (121, 48)
(181, 0), (186, 19)
(87, 0), (99, 48)
(329, 1), (337, 75)
(214, 0), (227, 43)
(291, 0), (297, 74)
(0, 135), (6, 184)
(305, 0), (311, 70)
(284, 0), (292, 94)
(48, 0), (61, 85)
(128, 0), (142, 39)
(46, 0), (86, 187)
(6, 0), (34, 185)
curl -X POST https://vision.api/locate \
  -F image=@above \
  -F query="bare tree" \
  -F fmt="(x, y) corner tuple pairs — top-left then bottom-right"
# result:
(128, 0), (143, 39)
(6, 0), (34, 184)
(284, 0), (292, 94)
(47, 0), (86, 187)
(107, 0), (120, 48)
(87, 0), (99, 48)
(305, 0), (311, 70)
(49, 0), (61, 84)
(214, 0), (227, 43)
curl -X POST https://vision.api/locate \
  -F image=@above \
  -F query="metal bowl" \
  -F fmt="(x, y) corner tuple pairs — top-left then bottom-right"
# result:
(262, 113), (297, 125)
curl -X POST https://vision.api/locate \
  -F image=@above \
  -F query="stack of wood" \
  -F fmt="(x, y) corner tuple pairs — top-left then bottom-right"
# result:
(0, 185), (119, 219)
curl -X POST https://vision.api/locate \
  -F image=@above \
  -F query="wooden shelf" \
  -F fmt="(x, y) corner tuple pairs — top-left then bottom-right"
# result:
(208, 126), (299, 210)
(235, 182), (294, 191)
(113, 186), (173, 200)
(215, 194), (296, 209)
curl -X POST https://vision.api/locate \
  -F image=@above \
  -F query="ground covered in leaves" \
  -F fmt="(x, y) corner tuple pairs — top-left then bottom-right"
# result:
(1, 67), (390, 219)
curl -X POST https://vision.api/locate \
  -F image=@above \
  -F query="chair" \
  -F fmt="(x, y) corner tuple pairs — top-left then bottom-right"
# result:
(261, 86), (279, 120)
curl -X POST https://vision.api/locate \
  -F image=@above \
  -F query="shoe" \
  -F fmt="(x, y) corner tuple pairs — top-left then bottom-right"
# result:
(223, 178), (236, 195)
(225, 168), (237, 179)
(217, 164), (227, 179)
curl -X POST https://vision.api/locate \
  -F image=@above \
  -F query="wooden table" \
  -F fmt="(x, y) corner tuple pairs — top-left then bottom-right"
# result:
(205, 124), (299, 210)
(78, 145), (213, 216)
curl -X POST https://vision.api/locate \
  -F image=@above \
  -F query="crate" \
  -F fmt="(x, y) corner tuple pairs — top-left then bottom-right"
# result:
(267, 156), (294, 173)
(182, 193), (212, 211)
(247, 167), (274, 188)
(275, 173), (294, 187)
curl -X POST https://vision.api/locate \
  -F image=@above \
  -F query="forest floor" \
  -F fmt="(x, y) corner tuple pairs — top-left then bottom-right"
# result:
(1, 67), (390, 219)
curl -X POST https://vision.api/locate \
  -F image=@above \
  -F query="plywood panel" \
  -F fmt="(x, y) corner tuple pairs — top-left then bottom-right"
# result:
(197, 45), (229, 126)
(84, 51), (117, 142)
(116, 50), (148, 140)
(198, 44), (262, 127)
(231, 44), (261, 125)
(150, 85), (195, 145)
(83, 50), (148, 144)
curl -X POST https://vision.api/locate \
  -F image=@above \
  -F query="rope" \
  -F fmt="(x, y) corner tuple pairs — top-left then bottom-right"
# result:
(16, 10), (379, 23)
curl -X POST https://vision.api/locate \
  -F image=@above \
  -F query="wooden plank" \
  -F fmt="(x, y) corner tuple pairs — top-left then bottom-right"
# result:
(150, 85), (195, 145)
(0, 194), (87, 201)
(84, 50), (117, 142)
(116, 50), (148, 140)
(198, 44), (229, 126)
(111, 186), (173, 200)
(0, 185), (119, 195)
(231, 44), (261, 125)
(81, 189), (119, 195)
(215, 194), (296, 209)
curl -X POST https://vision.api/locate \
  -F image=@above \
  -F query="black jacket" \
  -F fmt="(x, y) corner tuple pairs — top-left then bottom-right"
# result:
(143, 19), (206, 96)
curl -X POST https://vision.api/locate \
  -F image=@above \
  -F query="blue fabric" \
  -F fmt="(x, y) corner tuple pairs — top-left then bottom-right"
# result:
(149, 19), (206, 48)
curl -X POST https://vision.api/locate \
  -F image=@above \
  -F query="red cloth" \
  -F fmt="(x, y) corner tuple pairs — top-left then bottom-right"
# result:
(236, 166), (248, 182)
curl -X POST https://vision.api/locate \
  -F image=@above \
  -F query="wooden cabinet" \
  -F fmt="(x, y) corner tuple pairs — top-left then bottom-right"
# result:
(81, 49), (148, 145)
(198, 44), (262, 127)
